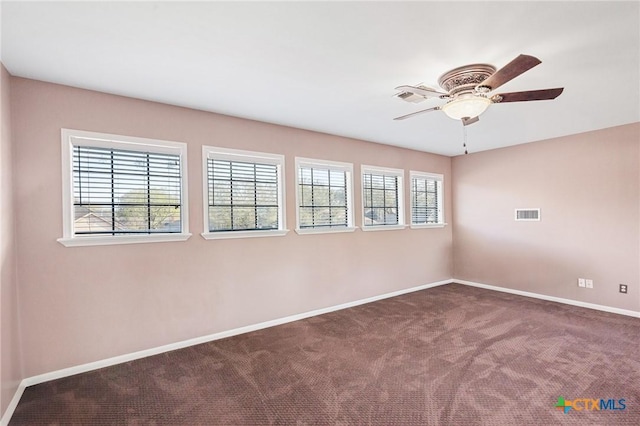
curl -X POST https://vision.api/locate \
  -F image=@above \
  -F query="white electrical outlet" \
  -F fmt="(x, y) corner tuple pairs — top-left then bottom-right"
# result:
(578, 278), (586, 288)
(586, 279), (593, 289)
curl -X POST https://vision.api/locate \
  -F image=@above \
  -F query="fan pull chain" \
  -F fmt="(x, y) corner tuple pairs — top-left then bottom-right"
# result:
(463, 125), (468, 155)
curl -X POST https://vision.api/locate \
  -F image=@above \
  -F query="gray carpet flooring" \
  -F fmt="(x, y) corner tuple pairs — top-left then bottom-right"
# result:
(10, 283), (640, 425)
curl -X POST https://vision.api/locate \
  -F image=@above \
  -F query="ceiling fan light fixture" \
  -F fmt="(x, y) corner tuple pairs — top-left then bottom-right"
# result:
(441, 95), (492, 120)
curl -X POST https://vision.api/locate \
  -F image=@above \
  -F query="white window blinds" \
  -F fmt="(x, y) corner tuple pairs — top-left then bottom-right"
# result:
(73, 146), (183, 235)
(410, 173), (443, 225)
(362, 172), (400, 226)
(207, 159), (279, 231)
(298, 166), (349, 229)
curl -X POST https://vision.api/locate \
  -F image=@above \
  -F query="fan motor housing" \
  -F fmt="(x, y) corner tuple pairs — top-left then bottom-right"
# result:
(438, 63), (496, 96)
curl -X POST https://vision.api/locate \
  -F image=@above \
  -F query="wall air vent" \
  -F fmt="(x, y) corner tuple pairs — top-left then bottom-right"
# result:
(515, 208), (540, 221)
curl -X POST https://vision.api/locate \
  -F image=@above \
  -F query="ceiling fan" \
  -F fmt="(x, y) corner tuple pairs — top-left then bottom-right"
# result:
(394, 54), (564, 126)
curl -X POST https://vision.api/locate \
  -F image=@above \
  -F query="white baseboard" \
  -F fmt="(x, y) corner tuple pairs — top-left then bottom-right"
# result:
(454, 279), (640, 318)
(1, 278), (452, 424)
(0, 382), (26, 426)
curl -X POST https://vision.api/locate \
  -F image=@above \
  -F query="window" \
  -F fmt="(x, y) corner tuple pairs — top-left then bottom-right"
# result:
(410, 171), (444, 227)
(361, 165), (405, 230)
(295, 158), (355, 234)
(202, 146), (287, 239)
(58, 129), (190, 247)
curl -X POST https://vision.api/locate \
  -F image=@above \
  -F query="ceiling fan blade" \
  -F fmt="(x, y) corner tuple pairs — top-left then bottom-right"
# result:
(479, 54), (542, 91)
(492, 88), (564, 103)
(395, 85), (447, 98)
(393, 106), (440, 121)
(462, 116), (479, 126)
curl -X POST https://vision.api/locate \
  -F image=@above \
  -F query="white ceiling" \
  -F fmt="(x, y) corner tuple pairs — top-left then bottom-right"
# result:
(1, 1), (639, 156)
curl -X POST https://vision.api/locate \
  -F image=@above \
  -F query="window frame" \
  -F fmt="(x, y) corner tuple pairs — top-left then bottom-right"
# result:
(201, 146), (288, 240)
(361, 165), (406, 231)
(409, 171), (446, 228)
(58, 128), (191, 247)
(294, 157), (356, 235)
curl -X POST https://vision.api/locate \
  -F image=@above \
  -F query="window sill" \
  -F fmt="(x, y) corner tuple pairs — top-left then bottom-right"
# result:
(410, 223), (448, 229)
(201, 229), (289, 240)
(295, 226), (357, 235)
(361, 224), (407, 232)
(57, 233), (192, 247)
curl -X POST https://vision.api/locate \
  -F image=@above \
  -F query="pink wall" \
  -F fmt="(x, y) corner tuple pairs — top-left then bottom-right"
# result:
(1, 64), (22, 417)
(10, 77), (453, 377)
(452, 123), (640, 312)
